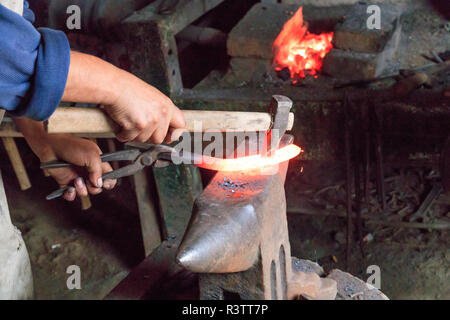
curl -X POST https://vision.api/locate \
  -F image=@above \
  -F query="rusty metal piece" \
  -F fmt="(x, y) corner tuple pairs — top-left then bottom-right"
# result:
(352, 101), (364, 255)
(361, 102), (370, 206)
(408, 183), (442, 222)
(343, 94), (352, 270)
(371, 102), (386, 211)
(288, 261), (337, 300)
(177, 135), (294, 299)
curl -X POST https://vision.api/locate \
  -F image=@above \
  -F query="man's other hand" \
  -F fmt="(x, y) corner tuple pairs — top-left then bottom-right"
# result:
(39, 134), (117, 201)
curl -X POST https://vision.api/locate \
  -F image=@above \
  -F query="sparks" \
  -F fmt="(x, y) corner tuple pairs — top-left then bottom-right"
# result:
(273, 7), (333, 79)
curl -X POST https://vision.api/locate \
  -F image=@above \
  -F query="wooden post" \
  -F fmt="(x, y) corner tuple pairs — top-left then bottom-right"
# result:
(106, 139), (119, 171)
(2, 137), (31, 191)
(133, 168), (162, 256)
(80, 195), (92, 211)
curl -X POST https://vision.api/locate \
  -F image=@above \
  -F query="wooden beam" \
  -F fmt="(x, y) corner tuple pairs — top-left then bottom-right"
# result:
(105, 238), (181, 300)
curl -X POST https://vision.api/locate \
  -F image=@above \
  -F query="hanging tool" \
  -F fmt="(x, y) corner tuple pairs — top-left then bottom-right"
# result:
(343, 93), (353, 270)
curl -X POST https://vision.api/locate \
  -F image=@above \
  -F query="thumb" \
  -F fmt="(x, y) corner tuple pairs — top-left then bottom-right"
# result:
(85, 153), (104, 188)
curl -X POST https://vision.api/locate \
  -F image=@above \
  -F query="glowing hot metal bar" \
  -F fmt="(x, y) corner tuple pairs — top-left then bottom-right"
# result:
(196, 144), (302, 172)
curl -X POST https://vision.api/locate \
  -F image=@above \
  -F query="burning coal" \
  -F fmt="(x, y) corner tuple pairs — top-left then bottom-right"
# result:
(273, 7), (333, 79)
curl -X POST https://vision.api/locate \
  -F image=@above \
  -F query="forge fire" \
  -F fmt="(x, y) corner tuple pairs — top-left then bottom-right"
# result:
(273, 7), (334, 79)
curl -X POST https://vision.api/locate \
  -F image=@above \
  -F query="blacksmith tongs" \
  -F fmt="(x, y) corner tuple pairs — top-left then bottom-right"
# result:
(41, 144), (186, 200)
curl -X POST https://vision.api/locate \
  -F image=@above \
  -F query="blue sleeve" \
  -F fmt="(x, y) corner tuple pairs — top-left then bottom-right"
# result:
(23, 1), (35, 24)
(0, 2), (70, 121)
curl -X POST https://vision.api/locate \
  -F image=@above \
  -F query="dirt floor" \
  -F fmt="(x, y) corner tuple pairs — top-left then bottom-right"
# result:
(288, 215), (449, 299)
(1, 140), (144, 299)
(286, 159), (450, 300)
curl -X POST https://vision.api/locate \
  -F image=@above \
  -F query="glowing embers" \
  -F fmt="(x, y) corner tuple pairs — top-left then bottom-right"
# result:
(197, 144), (303, 172)
(273, 7), (333, 79)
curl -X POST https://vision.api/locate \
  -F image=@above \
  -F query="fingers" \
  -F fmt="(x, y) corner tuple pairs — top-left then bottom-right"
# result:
(77, 162), (118, 197)
(109, 92), (185, 144)
(86, 180), (103, 195)
(62, 173), (116, 203)
(148, 119), (170, 145)
(103, 178), (116, 190)
(114, 112), (157, 143)
(163, 107), (185, 143)
(165, 127), (184, 144)
(74, 177), (88, 197)
(123, 107), (184, 144)
(63, 187), (76, 202)
(85, 150), (104, 189)
(116, 129), (140, 143)
(170, 106), (186, 129)
(134, 126), (156, 144)
(100, 163), (117, 190)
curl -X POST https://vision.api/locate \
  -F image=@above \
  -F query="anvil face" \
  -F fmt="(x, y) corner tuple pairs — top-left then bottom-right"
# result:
(176, 136), (294, 275)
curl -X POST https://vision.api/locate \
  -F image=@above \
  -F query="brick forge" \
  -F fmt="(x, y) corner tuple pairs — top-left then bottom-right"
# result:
(323, 2), (404, 81)
(223, 2), (404, 86)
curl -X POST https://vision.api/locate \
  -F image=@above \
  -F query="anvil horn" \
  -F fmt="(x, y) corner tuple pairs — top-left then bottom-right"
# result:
(176, 189), (260, 273)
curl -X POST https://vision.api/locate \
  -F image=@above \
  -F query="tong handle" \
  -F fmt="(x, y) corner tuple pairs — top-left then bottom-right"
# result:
(40, 149), (141, 169)
(45, 153), (149, 200)
(46, 186), (70, 200)
(45, 167), (135, 200)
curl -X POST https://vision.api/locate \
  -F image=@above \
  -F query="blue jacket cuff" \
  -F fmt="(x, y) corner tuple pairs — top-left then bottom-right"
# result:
(12, 28), (70, 121)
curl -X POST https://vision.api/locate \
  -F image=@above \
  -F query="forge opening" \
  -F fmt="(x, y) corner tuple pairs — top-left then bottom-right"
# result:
(272, 6), (334, 80)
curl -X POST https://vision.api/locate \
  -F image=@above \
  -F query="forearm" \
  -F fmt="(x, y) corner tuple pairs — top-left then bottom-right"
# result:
(62, 51), (125, 105)
(60, 51), (184, 144)
(14, 118), (54, 161)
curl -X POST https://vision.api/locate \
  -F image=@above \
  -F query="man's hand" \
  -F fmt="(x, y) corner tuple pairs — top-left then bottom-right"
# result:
(62, 51), (186, 144)
(40, 134), (117, 201)
(102, 71), (185, 143)
(14, 118), (117, 201)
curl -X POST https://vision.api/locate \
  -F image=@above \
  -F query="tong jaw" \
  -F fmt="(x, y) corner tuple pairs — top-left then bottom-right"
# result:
(138, 144), (175, 168)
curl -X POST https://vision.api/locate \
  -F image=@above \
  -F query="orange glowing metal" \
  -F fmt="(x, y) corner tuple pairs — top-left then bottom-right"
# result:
(273, 7), (333, 79)
(197, 144), (303, 172)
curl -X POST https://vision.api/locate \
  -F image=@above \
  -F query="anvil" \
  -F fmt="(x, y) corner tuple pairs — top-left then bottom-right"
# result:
(174, 95), (298, 299)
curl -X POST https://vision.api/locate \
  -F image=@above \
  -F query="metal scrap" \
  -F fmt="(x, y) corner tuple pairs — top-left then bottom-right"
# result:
(218, 178), (249, 190)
